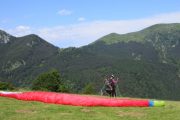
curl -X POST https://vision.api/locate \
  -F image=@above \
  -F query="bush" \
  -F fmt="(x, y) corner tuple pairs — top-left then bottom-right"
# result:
(82, 83), (96, 94)
(0, 82), (14, 90)
(32, 70), (61, 92)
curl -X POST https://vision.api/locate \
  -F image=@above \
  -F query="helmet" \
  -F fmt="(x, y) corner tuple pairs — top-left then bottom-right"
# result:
(111, 74), (114, 78)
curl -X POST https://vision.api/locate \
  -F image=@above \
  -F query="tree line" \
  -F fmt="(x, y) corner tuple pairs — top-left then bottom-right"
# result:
(0, 69), (96, 95)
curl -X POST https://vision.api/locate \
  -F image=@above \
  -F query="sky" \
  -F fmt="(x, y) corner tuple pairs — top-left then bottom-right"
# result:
(1, 0), (180, 48)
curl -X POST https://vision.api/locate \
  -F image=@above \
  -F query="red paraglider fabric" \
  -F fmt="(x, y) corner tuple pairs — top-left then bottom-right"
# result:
(0, 91), (149, 107)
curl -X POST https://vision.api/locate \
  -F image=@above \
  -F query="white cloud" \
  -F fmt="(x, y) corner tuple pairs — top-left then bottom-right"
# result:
(8, 25), (32, 36)
(5, 12), (180, 48)
(57, 9), (72, 16)
(38, 12), (180, 47)
(78, 17), (86, 22)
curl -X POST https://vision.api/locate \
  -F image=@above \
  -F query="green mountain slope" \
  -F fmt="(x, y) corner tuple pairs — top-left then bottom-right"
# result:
(97, 23), (180, 44)
(0, 31), (59, 85)
(0, 23), (180, 100)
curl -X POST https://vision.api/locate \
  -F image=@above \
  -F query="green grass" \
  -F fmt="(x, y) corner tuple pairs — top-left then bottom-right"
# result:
(0, 96), (180, 120)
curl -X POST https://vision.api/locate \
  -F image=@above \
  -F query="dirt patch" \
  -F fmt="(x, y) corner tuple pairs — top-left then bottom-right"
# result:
(117, 111), (146, 118)
(59, 112), (72, 115)
(16, 109), (36, 114)
(81, 108), (92, 113)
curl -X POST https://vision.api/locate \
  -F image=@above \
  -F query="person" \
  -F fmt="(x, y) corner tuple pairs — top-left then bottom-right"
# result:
(102, 74), (118, 97)
(109, 74), (118, 97)
(104, 78), (113, 96)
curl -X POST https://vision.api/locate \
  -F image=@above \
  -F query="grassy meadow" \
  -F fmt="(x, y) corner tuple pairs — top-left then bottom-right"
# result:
(0, 96), (180, 120)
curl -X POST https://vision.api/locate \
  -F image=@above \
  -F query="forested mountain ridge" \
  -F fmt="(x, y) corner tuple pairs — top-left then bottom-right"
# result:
(0, 23), (180, 100)
(0, 31), (59, 85)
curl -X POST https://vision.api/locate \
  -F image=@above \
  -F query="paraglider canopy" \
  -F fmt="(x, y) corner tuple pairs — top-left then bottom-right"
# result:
(0, 91), (165, 107)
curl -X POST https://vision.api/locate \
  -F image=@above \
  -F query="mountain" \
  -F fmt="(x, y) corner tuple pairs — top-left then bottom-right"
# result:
(94, 23), (180, 63)
(0, 30), (59, 86)
(0, 23), (180, 100)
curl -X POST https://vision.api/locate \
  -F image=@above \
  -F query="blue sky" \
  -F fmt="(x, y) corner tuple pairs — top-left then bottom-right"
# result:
(1, 0), (180, 48)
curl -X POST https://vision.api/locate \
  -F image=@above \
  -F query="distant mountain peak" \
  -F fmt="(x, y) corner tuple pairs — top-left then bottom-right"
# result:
(94, 23), (180, 45)
(0, 30), (11, 44)
(141, 23), (180, 33)
(24, 34), (40, 38)
(19, 34), (42, 40)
